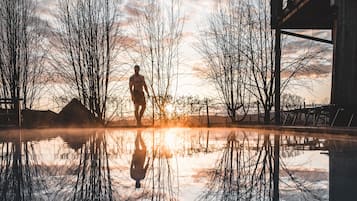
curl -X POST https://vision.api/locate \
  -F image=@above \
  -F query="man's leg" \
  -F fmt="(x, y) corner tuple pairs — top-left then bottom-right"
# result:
(139, 103), (146, 126)
(135, 131), (144, 151)
(135, 104), (140, 126)
(138, 132), (146, 150)
(135, 132), (140, 150)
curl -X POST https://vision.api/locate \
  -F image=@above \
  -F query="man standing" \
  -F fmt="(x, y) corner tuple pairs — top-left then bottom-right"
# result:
(129, 65), (150, 126)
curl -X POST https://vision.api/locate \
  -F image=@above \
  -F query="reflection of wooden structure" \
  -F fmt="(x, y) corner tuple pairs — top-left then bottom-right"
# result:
(271, 0), (357, 126)
(328, 141), (357, 201)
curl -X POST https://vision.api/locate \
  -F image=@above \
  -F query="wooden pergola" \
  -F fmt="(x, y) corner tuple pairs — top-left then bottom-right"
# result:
(272, 0), (357, 127)
(271, 2), (357, 201)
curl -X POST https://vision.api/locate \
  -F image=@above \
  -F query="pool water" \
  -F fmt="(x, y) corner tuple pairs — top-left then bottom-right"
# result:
(0, 127), (355, 201)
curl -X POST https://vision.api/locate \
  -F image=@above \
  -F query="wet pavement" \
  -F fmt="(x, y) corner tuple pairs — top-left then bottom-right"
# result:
(0, 127), (355, 201)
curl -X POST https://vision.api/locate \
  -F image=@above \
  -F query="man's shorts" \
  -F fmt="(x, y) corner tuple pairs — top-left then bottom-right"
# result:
(133, 90), (146, 106)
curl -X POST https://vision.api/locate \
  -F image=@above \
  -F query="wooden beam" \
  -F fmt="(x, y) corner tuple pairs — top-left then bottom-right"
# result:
(281, 0), (311, 25)
(281, 30), (333, 44)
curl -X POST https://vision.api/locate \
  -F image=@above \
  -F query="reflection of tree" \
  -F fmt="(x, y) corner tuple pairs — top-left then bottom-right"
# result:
(199, 132), (329, 201)
(0, 131), (46, 201)
(140, 131), (178, 201)
(70, 131), (113, 201)
(199, 132), (275, 201)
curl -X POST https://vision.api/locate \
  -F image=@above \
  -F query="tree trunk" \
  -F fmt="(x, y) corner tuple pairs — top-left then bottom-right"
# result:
(264, 109), (270, 124)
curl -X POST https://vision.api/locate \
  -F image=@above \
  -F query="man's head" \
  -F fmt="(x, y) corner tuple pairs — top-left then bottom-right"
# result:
(135, 180), (141, 188)
(134, 65), (140, 75)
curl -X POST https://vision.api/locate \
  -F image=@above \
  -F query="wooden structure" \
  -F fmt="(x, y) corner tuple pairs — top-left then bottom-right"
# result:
(0, 98), (22, 128)
(272, 0), (357, 126)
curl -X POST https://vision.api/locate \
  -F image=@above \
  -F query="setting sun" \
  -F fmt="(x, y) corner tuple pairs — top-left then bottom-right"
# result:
(165, 104), (175, 116)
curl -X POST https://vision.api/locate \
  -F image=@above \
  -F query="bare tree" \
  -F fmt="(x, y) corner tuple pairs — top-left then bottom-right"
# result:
(197, 0), (250, 122)
(131, 0), (184, 121)
(198, 0), (326, 124)
(244, 0), (326, 123)
(281, 93), (304, 111)
(0, 0), (47, 109)
(51, 0), (122, 121)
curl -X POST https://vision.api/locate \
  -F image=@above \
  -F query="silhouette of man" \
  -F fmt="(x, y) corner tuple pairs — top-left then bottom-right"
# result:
(129, 65), (150, 126)
(130, 131), (150, 188)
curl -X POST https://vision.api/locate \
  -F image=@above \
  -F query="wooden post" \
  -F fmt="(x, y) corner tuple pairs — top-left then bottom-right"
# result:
(16, 98), (21, 128)
(257, 101), (260, 123)
(152, 96), (155, 126)
(275, 27), (282, 126)
(205, 130), (209, 153)
(272, 1), (282, 200)
(206, 99), (210, 127)
(273, 134), (280, 201)
(331, 0), (357, 115)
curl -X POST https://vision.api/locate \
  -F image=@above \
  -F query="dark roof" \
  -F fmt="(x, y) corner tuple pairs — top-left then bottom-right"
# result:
(56, 98), (103, 127)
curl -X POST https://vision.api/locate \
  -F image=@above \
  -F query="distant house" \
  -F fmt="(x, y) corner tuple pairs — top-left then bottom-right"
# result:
(55, 98), (103, 127)
(22, 109), (57, 128)
(21, 98), (103, 128)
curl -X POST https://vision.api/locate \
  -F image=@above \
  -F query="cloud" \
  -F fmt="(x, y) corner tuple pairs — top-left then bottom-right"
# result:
(123, 2), (143, 17)
(115, 35), (139, 49)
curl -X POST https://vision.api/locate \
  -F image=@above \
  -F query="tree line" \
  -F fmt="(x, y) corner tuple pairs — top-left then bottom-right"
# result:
(0, 0), (325, 124)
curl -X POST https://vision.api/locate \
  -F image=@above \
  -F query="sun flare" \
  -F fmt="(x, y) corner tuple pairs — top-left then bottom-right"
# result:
(165, 104), (175, 116)
(164, 132), (176, 148)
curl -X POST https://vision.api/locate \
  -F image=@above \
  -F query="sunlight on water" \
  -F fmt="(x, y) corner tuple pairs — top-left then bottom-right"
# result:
(0, 128), (356, 200)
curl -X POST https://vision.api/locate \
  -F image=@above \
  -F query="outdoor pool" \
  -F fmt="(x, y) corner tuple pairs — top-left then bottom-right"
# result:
(0, 127), (355, 201)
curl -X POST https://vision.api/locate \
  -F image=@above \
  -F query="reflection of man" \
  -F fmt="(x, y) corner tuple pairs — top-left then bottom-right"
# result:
(131, 131), (150, 188)
(129, 65), (150, 126)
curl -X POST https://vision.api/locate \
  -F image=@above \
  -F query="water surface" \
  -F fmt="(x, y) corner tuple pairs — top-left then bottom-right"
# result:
(0, 127), (355, 201)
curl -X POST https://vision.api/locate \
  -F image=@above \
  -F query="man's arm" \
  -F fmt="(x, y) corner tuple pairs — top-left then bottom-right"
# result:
(130, 160), (135, 179)
(144, 157), (150, 171)
(129, 77), (134, 99)
(143, 77), (150, 97)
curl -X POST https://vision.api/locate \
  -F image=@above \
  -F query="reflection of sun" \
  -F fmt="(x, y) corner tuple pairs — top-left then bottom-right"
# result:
(164, 132), (176, 147)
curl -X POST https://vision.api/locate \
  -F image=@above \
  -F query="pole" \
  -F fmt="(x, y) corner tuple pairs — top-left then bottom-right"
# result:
(206, 99), (210, 127)
(257, 101), (260, 123)
(273, 1), (282, 200)
(152, 96), (155, 126)
(274, 28), (281, 125)
(205, 130), (209, 153)
(273, 134), (280, 201)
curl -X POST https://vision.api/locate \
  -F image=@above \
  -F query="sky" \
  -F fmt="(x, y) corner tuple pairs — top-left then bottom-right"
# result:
(34, 0), (333, 111)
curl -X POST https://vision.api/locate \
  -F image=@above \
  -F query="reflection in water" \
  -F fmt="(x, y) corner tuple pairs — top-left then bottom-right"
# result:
(137, 130), (178, 201)
(0, 128), (357, 200)
(198, 132), (275, 201)
(71, 131), (113, 201)
(0, 130), (46, 201)
(328, 140), (357, 201)
(131, 130), (150, 188)
(199, 132), (330, 201)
